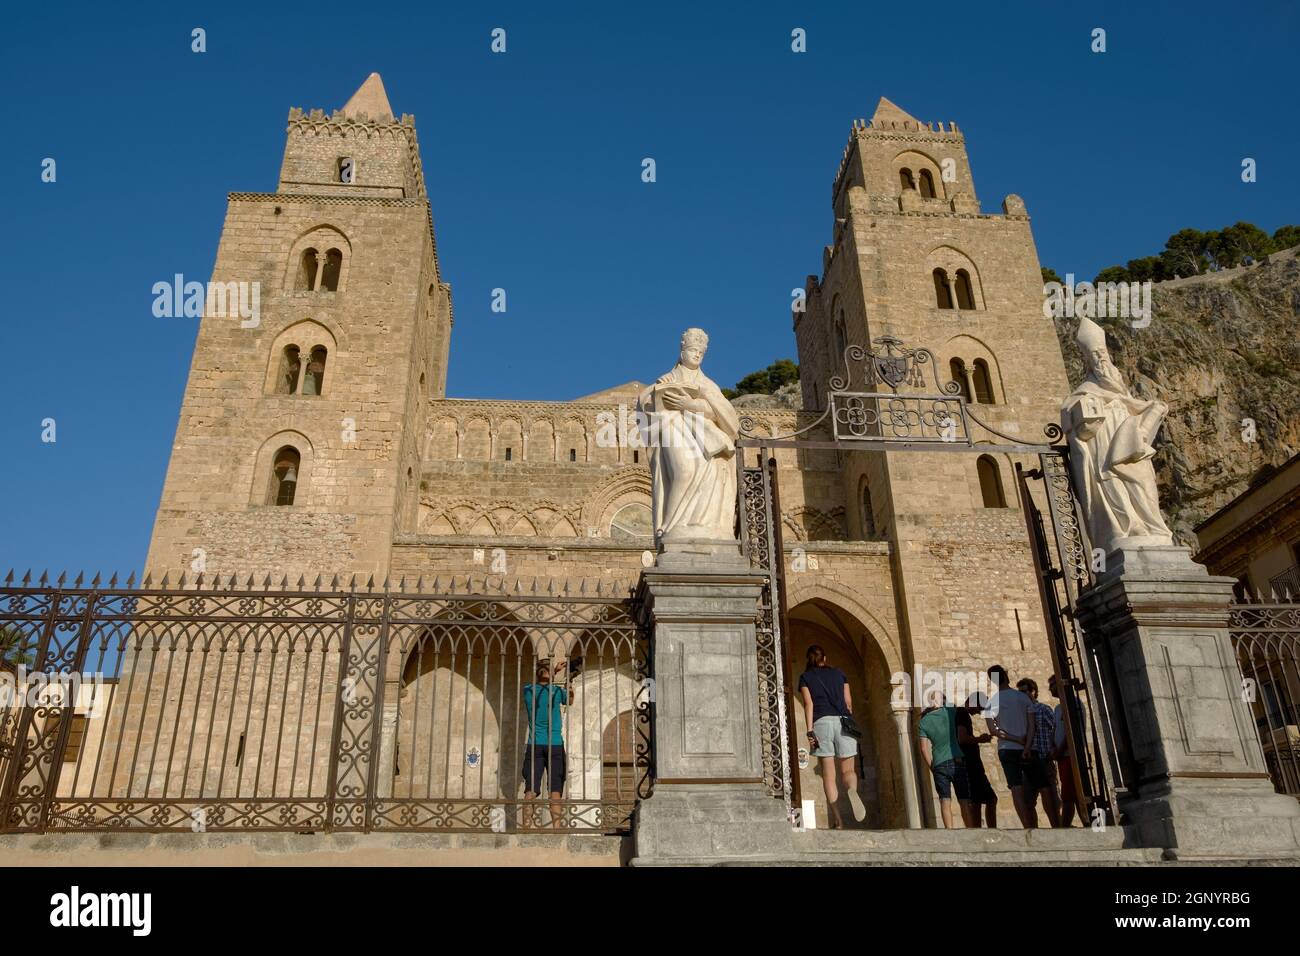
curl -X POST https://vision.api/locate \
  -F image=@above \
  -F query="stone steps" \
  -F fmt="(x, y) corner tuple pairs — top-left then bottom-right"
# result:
(637, 826), (1169, 866)
(784, 827), (1165, 865)
(797, 826), (1132, 852)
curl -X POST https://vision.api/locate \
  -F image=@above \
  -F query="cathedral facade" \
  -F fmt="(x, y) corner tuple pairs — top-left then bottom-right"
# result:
(146, 76), (1071, 828)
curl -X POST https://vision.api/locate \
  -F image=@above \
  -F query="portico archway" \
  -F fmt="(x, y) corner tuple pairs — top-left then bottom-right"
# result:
(787, 598), (908, 829)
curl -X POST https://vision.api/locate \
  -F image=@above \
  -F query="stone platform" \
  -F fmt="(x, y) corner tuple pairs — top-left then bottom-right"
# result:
(0, 831), (629, 867)
(636, 826), (1300, 866)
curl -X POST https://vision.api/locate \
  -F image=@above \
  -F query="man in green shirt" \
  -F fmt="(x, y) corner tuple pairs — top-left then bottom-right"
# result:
(522, 658), (571, 828)
(917, 693), (971, 828)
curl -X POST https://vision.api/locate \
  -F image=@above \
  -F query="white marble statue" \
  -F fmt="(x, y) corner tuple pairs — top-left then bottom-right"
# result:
(637, 328), (741, 544)
(1061, 317), (1175, 554)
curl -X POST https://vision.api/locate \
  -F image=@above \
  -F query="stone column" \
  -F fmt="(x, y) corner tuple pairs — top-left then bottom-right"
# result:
(960, 364), (976, 402)
(891, 708), (924, 828)
(1076, 545), (1300, 860)
(631, 545), (794, 864)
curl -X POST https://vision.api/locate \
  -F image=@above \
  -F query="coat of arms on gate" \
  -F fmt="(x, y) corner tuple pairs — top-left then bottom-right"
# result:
(830, 335), (957, 394)
(869, 337), (927, 390)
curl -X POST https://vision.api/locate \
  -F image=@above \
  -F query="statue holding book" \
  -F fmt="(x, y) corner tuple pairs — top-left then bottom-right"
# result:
(1061, 317), (1174, 556)
(637, 328), (741, 544)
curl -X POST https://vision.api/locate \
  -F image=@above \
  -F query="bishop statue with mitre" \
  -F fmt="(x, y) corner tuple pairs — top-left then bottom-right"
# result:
(1060, 316), (1175, 555)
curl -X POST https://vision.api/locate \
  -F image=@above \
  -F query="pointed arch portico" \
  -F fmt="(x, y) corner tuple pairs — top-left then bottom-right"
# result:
(780, 582), (921, 829)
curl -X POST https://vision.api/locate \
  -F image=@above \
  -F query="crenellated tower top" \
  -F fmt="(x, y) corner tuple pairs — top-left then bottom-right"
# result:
(278, 73), (427, 201)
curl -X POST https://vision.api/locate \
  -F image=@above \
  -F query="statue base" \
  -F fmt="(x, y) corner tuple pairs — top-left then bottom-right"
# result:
(1077, 546), (1300, 861)
(1099, 543), (1204, 581)
(655, 536), (747, 572)
(632, 552), (793, 864)
(632, 783), (793, 865)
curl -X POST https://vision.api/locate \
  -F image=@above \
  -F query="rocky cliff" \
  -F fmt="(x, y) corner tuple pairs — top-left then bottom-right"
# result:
(1052, 247), (1300, 546)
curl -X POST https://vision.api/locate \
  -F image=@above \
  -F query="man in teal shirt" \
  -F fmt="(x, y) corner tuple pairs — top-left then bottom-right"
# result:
(917, 693), (971, 828)
(522, 659), (570, 827)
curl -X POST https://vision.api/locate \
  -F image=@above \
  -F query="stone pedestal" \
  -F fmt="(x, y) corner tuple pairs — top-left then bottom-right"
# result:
(1076, 545), (1300, 860)
(631, 555), (794, 864)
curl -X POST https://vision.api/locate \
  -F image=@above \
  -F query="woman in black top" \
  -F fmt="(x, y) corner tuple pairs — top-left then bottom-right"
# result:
(956, 692), (998, 827)
(797, 644), (866, 828)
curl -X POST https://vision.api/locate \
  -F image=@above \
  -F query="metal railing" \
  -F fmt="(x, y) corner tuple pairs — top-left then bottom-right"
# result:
(0, 573), (651, 834)
(1267, 566), (1300, 600)
(1231, 596), (1300, 798)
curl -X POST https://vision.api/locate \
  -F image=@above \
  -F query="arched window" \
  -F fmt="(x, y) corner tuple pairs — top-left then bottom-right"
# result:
(270, 447), (301, 506)
(834, 313), (847, 360)
(297, 249), (319, 291)
(320, 249), (343, 292)
(955, 269), (976, 310)
(301, 346), (327, 396)
(899, 168), (916, 192)
(277, 346), (302, 395)
(919, 169), (937, 199)
(861, 482), (877, 539)
(286, 229), (350, 295)
(933, 269), (954, 309)
(977, 455), (1006, 508)
(610, 502), (653, 541)
(972, 359), (995, 404)
(949, 358), (971, 400)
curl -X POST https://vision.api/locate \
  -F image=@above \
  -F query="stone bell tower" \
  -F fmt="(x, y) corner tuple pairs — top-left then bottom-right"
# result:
(793, 96), (1071, 681)
(146, 73), (453, 582)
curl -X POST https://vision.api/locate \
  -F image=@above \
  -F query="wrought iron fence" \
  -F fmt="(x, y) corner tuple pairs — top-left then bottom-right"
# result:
(0, 573), (651, 834)
(1231, 596), (1300, 798)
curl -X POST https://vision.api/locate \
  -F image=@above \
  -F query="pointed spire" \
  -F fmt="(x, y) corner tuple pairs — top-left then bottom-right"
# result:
(870, 96), (922, 128)
(341, 72), (394, 122)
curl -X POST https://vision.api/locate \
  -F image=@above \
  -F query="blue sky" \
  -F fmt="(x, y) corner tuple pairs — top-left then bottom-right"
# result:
(1, 0), (1297, 575)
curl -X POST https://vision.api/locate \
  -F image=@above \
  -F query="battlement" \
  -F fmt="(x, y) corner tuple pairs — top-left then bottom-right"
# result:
(287, 106), (416, 128)
(834, 116), (964, 192)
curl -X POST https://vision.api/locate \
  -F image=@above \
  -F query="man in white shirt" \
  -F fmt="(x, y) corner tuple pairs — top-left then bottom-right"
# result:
(982, 665), (1039, 828)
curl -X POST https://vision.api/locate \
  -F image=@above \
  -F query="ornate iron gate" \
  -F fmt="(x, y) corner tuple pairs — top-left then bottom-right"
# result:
(1015, 457), (1129, 823)
(1230, 595), (1300, 798)
(731, 336), (1123, 823)
(0, 573), (651, 834)
(738, 453), (797, 810)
